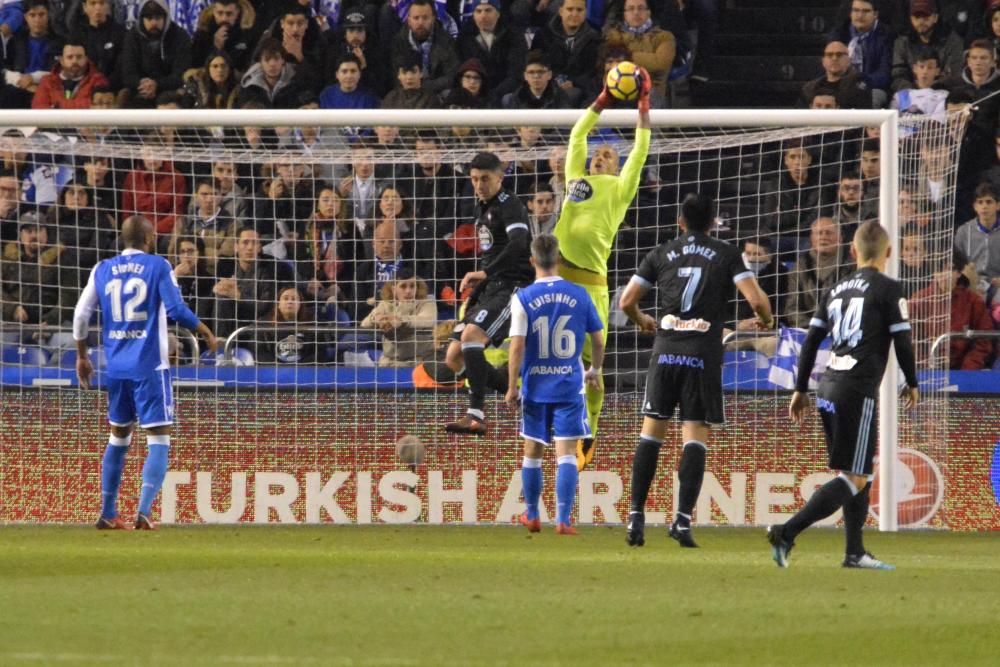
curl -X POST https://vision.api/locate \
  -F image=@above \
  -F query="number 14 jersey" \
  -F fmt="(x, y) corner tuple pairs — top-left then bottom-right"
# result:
(811, 266), (911, 396)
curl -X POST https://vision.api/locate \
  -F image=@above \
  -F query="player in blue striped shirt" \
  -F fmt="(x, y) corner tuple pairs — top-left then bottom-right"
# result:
(73, 216), (217, 530)
(505, 235), (605, 535)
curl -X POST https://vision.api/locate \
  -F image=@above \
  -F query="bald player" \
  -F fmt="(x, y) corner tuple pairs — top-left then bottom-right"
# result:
(554, 65), (652, 470)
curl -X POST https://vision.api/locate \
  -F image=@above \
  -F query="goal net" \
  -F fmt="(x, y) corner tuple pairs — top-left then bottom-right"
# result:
(0, 109), (962, 528)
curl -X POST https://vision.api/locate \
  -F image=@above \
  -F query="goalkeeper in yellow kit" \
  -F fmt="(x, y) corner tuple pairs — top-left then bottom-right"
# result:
(555, 66), (652, 471)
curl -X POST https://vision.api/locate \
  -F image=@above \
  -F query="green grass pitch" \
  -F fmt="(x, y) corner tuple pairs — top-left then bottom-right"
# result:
(1, 526), (998, 666)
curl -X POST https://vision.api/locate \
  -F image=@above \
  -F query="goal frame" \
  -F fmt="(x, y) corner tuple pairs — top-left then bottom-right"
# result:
(0, 107), (903, 530)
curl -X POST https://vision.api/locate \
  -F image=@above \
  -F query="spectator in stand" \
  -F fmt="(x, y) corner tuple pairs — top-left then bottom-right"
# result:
(328, 10), (388, 97)
(1, 0), (63, 108)
(74, 152), (117, 216)
(360, 268), (437, 367)
(375, 184), (412, 238)
(119, 0), (191, 108)
(181, 50), (240, 110)
(236, 37), (303, 109)
(526, 181), (557, 236)
(407, 131), (458, 298)
(370, 125), (409, 183)
(338, 139), (381, 236)
(900, 232), (932, 297)
(440, 57), (489, 108)
(828, 0), (893, 106)
(500, 50), (571, 109)
(390, 0), (459, 96)
(265, 5), (327, 95)
(759, 139), (828, 257)
(890, 0), (962, 92)
(120, 139), (187, 237)
(319, 53), (379, 110)
(891, 45), (947, 115)
(255, 285), (321, 364)
(910, 249), (996, 369)
(31, 39), (108, 108)
(190, 0), (258, 73)
(171, 235), (215, 329)
(954, 182), (1000, 298)
(859, 137), (881, 200)
(983, 1), (1000, 63)
(381, 49), (440, 108)
(0, 214), (78, 337)
(0, 172), (21, 242)
(0, 0), (23, 41)
(787, 215), (854, 328)
(941, 39), (1000, 151)
(808, 86), (839, 109)
(602, 0), (675, 108)
(531, 0), (601, 106)
(45, 181), (116, 281)
(457, 0), (525, 104)
(800, 39), (873, 109)
(305, 185), (360, 313)
(831, 169), (877, 245)
(68, 0), (126, 90)
(212, 226), (295, 339)
(169, 177), (236, 272)
(725, 235), (789, 354)
(350, 219), (414, 321)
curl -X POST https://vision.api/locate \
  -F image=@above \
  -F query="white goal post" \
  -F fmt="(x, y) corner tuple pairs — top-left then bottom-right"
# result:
(0, 107), (943, 530)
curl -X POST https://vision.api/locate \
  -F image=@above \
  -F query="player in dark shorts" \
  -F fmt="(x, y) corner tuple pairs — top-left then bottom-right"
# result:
(443, 151), (534, 435)
(768, 220), (920, 570)
(618, 193), (774, 548)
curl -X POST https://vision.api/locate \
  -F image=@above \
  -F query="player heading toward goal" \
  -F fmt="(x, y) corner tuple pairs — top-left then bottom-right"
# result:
(619, 193), (773, 548)
(768, 220), (919, 570)
(73, 216), (217, 530)
(505, 234), (605, 535)
(554, 64), (652, 471)
(444, 151), (534, 435)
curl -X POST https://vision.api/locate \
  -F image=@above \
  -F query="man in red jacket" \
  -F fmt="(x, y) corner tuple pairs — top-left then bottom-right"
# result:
(32, 40), (109, 109)
(121, 140), (187, 237)
(911, 251), (996, 370)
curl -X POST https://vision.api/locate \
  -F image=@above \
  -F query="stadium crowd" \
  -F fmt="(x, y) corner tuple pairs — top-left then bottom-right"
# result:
(0, 0), (997, 371)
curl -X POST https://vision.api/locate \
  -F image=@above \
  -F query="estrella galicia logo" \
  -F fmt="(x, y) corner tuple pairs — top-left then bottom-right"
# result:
(567, 179), (593, 203)
(991, 441), (1000, 507)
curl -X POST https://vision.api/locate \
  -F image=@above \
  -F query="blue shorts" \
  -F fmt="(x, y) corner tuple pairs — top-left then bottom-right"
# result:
(106, 369), (174, 428)
(520, 398), (591, 446)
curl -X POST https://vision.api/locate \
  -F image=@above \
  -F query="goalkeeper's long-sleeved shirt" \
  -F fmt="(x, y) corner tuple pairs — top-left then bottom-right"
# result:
(553, 109), (651, 278)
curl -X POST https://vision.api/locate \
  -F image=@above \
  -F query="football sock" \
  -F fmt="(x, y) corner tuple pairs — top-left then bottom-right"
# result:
(521, 457), (543, 520)
(462, 343), (489, 413)
(843, 481), (872, 556)
(100, 434), (132, 519)
(485, 363), (508, 394)
(585, 381), (604, 438)
(630, 435), (662, 514)
(555, 454), (578, 525)
(137, 435), (170, 517)
(784, 476), (855, 541)
(676, 440), (707, 520)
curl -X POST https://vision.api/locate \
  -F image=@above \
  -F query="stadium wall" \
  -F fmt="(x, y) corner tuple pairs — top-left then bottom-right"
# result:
(2, 391), (998, 531)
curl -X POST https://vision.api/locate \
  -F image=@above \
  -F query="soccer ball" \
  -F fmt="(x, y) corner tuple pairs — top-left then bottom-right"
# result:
(606, 61), (641, 102)
(395, 434), (426, 465)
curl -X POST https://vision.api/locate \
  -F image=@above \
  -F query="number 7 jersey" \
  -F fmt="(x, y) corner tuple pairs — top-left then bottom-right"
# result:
(74, 249), (202, 379)
(811, 266), (911, 396)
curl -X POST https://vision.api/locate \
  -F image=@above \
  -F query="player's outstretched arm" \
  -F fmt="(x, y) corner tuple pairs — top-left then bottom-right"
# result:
(196, 321), (218, 355)
(735, 275), (774, 330)
(619, 277), (657, 333)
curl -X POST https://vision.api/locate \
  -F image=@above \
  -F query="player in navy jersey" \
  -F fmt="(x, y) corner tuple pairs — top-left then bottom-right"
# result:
(505, 234), (605, 535)
(73, 216), (217, 530)
(619, 193), (774, 548)
(768, 220), (919, 570)
(444, 151), (534, 436)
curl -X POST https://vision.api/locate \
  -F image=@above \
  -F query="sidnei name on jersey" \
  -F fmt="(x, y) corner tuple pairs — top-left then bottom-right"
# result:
(111, 262), (148, 276)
